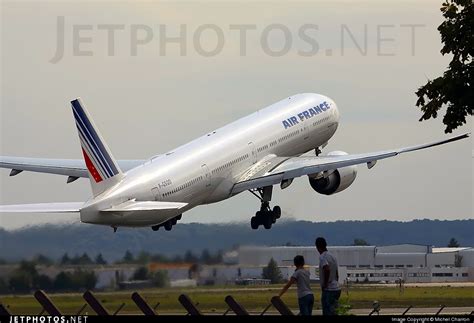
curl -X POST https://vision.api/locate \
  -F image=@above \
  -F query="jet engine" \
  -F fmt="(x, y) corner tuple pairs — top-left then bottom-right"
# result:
(308, 151), (357, 195)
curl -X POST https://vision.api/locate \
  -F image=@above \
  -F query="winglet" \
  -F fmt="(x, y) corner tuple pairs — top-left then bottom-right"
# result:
(71, 98), (123, 196)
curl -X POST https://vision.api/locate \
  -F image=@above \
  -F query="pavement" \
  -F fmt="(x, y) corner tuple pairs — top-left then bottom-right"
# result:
(349, 307), (474, 315)
(175, 307), (474, 315)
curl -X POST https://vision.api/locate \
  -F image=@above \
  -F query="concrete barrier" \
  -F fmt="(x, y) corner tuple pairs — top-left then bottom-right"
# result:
(178, 294), (202, 316)
(131, 292), (157, 316)
(34, 290), (62, 316)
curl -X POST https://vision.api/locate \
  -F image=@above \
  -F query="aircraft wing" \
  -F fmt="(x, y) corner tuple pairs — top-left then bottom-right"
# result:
(231, 132), (470, 194)
(0, 202), (83, 213)
(0, 200), (187, 213)
(0, 157), (145, 181)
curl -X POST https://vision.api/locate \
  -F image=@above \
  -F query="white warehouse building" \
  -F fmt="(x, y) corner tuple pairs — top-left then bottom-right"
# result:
(233, 244), (474, 283)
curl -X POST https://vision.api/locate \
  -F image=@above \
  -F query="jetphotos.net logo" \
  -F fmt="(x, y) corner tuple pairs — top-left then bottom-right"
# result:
(9, 316), (88, 323)
(50, 16), (426, 63)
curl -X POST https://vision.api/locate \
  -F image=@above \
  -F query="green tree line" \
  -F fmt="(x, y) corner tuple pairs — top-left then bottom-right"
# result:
(2, 261), (96, 293)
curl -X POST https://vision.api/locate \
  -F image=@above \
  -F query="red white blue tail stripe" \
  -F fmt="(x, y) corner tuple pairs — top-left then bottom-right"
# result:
(71, 99), (120, 183)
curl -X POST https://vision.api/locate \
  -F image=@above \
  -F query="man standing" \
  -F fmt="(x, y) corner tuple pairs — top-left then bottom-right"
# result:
(315, 237), (341, 315)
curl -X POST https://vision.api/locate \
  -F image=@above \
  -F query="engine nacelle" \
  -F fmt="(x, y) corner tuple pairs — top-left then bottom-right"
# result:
(309, 151), (357, 195)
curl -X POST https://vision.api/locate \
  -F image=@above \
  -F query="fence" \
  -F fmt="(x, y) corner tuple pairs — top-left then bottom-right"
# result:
(0, 290), (465, 316)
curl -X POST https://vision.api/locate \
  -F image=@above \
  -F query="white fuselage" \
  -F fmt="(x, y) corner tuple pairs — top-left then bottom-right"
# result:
(80, 93), (339, 226)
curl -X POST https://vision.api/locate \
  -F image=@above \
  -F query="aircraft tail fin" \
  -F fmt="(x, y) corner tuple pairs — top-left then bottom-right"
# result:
(71, 98), (123, 196)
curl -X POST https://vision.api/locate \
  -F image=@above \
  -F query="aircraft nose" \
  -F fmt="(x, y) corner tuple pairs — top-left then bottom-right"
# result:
(333, 102), (340, 122)
(326, 98), (340, 122)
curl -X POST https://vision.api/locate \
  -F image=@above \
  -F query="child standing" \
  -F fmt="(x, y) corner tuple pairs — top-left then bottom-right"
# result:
(278, 255), (314, 315)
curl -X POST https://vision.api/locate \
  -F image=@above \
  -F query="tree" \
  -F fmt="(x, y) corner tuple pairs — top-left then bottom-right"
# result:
(151, 253), (171, 263)
(262, 258), (283, 284)
(74, 253), (94, 265)
(9, 271), (33, 293)
(448, 238), (460, 247)
(71, 270), (97, 290)
(18, 261), (38, 277)
(200, 249), (212, 264)
(122, 250), (135, 263)
(136, 251), (151, 264)
(8, 261), (39, 293)
(213, 250), (224, 264)
(0, 277), (8, 293)
(60, 253), (71, 265)
(171, 255), (183, 263)
(95, 253), (107, 265)
(353, 238), (369, 246)
(415, 0), (473, 133)
(150, 270), (169, 288)
(184, 250), (198, 263)
(53, 272), (72, 290)
(53, 270), (97, 291)
(34, 254), (53, 266)
(132, 266), (149, 280)
(36, 275), (53, 290)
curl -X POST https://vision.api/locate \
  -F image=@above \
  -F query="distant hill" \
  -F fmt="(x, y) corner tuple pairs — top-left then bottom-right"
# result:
(0, 219), (472, 262)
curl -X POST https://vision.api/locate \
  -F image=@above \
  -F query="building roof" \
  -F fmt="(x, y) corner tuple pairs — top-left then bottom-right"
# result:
(432, 247), (470, 253)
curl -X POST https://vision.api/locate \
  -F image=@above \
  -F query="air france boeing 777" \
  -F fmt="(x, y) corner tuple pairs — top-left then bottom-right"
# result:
(0, 94), (469, 231)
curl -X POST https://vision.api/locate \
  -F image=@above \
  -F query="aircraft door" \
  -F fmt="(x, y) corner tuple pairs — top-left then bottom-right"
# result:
(301, 121), (310, 141)
(248, 142), (257, 164)
(151, 186), (161, 201)
(300, 118), (311, 151)
(201, 164), (211, 187)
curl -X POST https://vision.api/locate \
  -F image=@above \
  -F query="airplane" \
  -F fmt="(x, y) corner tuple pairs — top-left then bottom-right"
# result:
(0, 93), (469, 231)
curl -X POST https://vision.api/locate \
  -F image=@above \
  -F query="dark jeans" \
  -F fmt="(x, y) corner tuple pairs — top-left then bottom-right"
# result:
(321, 289), (341, 315)
(298, 293), (314, 316)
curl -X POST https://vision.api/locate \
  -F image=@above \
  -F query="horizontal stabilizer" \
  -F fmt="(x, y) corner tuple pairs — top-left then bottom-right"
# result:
(103, 200), (187, 212)
(0, 156), (145, 179)
(0, 202), (83, 213)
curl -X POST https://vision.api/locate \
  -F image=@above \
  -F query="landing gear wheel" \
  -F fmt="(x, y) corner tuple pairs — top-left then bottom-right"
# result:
(251, 216), (259, 230)
(273, 206), (281, 219)
(151, 225), (160, 231)
(164, 221), (173, 231)
(263, 214), (273, 229)
(248, 187), (283, 230)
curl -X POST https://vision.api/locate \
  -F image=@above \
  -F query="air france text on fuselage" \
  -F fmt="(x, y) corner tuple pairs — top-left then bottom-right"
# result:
(282, 101), (331, 129)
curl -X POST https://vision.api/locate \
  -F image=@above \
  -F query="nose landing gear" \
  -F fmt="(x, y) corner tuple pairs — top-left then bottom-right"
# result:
(249, 186), (281, 230)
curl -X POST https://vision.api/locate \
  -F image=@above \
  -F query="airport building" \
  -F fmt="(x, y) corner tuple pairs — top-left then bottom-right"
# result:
(93, 244), (474, 286)
(217, 244), (474, 284)
(1, 244), (472, 290)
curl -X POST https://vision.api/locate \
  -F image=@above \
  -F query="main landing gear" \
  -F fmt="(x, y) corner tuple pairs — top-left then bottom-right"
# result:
(249, 186), (281, 230)
(151, 214), (182, 232)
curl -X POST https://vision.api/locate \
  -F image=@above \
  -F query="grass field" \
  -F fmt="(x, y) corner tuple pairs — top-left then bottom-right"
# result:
(1, 285), (473, 315)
